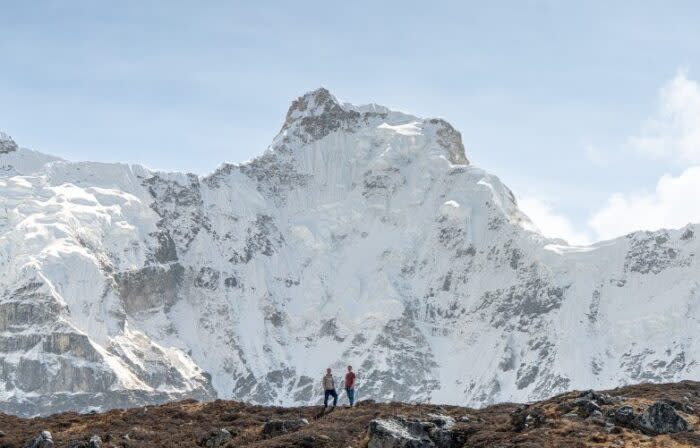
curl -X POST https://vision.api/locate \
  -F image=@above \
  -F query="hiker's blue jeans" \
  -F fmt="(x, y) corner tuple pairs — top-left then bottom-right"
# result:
(324, 389), (338, 407)
(346, 387), (355, 406)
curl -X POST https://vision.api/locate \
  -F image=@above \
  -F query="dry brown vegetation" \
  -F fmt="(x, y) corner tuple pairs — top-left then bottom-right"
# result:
(0, 381), (698, 447)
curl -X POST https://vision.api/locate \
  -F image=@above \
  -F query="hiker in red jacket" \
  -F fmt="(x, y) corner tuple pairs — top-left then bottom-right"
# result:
(344, 365), (356, 407)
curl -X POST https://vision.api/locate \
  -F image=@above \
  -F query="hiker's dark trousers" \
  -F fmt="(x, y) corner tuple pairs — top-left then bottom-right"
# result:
(346, 387), (355, 406)
(324, 389), (338, 407)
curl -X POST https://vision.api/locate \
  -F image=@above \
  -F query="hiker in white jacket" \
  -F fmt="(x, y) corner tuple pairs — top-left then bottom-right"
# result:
(321, 368), (338, 409)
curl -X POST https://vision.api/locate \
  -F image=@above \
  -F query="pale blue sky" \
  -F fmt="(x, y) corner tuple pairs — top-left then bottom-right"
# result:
(2, 1), (700, 243)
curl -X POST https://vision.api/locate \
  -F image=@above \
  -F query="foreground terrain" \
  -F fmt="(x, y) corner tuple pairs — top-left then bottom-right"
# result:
(1, 381), (699, 447)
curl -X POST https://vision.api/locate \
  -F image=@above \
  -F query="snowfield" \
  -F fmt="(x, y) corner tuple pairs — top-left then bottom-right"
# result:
(0, 90), (698, 416)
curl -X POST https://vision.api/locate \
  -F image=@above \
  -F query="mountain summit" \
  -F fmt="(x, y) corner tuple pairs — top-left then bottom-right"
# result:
(0, 90), (698, 416)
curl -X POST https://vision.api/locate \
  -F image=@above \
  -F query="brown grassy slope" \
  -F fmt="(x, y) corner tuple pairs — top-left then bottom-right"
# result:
(0, 381), (698, 447)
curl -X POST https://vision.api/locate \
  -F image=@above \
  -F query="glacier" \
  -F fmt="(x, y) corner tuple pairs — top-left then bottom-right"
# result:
(0, 90), (698, 416)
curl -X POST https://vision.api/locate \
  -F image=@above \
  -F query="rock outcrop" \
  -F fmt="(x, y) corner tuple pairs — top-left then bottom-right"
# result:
(368, 415), (462, 448)
(200, 428), (232, 448)
(0, 381), (696, 448)
(25, 431), (53, 448)
(636, 401), (690, 435)
(261, 418), (309, 437)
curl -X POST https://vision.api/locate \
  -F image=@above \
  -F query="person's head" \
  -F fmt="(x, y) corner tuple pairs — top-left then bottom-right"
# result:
(326, 368), (331, 375)
(347, 365), (353, 372)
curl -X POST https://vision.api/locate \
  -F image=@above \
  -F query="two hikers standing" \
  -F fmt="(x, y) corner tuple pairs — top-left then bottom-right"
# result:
(322, 365), (356, 410)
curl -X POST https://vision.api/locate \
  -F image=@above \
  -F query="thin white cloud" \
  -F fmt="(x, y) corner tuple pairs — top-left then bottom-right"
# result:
(628, 71), (700, 163)
(523, 72), (700, 245)
(588, 166), (700, 240)
(521, 169), (700, 243)
(518, 197), (593, 245)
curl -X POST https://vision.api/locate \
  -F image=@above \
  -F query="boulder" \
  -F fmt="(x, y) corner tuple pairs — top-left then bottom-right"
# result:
(572, 397), (601, 418)
(511, 405), (546, 431)
(661, 399), (694, 413)
(578, 389), (615, 405)
(26, 431), (53, 448)
(66, 437), (101, 448)
(368, 418), (434, 448)
(262, 418), (309, 437)
(88, 435), (102, 448)
(588, 409), (603, 419)
(368, 417), (463, 448)
(201, 428), (232, 447)
(610, 405), (636, 426)
(636, 401), (690, 435)
(425, 414), (455, 428)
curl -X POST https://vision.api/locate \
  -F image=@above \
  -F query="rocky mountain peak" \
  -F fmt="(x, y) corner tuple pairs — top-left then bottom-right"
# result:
(284, 87), (341, 121)
(280, 87), (362, 142)
(279, 88), (469, 165)
(0, 132), (18, 154)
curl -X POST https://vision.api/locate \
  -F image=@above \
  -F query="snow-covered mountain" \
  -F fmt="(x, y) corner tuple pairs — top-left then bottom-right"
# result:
(1, 90), (698, 417)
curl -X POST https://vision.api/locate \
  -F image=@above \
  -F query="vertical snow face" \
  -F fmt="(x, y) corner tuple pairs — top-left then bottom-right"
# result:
(1, 90), (699, 416)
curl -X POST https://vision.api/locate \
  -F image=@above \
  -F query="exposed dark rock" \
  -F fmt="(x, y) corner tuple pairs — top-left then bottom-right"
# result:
(624, 231), (689, 274)
(610, 405), (636, 426)
(236, 151), (310, 202)
(200, 428), (232, 447)
(368, 415), (463, 448)
(511, 405), (546, 431)
(282, 88), (362, 143)
(223, 276), (239, 288)
(635, 401), (689, 435)
(428, 118), (469, 165)
(115, 264), (184, 314)
(150, 231), (178, 263)
(0, 133), (18, 154)
(577, 389), (615, 405)
(661, 398), (694, 413)
(358, 312), (439, 402)
(25, 431), (53, 448)
(362, 168), (406, 199)
(66, 435), (102, 448)
(261, 418), (308, 438)
(368, 418), (434, 448)
(143, 174), (209, 249)
(194, 267), (220, 290)
(572, 398), (602, 418)
(516, 364), (539, 389)
(424, 413), (455, 428)
(229, 214), (283, 264)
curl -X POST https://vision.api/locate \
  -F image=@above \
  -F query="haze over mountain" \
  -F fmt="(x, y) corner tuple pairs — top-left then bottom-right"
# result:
(1, 89), (698, 417)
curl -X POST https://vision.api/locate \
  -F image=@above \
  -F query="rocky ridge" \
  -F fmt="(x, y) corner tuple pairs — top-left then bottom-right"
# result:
(0, 381), (698, 447)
